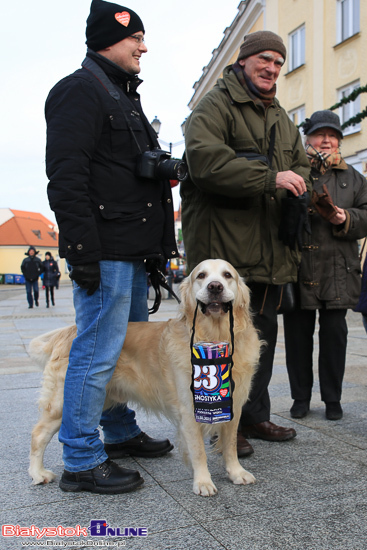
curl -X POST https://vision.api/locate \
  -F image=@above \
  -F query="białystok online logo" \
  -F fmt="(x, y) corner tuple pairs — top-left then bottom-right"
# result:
(2, 520), (148, 539)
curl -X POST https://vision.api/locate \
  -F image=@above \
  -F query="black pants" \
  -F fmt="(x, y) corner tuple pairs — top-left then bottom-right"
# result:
(45, 285), (55, 306)
(240, 283), (279, 426)
(283, 308), (347, 403)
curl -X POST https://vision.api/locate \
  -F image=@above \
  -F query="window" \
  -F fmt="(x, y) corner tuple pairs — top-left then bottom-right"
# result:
(288, 25), (305, 72)
(32, 229), (41, 239)
(48, 231), (57, 241)
(337, 0), (359, 42)
(338, 81), (361, 135)
(288, 106), (306, 129)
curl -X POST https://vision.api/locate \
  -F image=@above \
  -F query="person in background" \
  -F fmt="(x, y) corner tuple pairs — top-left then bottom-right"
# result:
(284, 110), (367, 421)
(45, 0), (177, 495)
(42, 252), (60, 307)
(181, 30), (311, 458)
(21, 246), (44, 309)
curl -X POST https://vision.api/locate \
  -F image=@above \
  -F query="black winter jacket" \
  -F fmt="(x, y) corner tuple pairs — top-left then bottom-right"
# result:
(21, 256), (44, 282)
(46, 51), (178, 266)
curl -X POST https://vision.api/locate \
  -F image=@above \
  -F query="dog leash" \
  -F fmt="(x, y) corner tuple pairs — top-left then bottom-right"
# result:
(148, 265), (181, 315)
(190, 301), (235, 356)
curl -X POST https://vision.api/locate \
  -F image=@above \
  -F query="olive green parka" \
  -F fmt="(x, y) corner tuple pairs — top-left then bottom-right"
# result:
(181, 65), (311, 284)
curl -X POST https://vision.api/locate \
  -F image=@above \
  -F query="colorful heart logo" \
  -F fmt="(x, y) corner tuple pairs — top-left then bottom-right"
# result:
(219, 389), (228, 397)
(115, 12), (130, 27)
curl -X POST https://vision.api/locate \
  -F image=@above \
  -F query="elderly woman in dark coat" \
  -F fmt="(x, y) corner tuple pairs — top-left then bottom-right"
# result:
(284, 110), (367, 421)
(42, 252), (60, 307)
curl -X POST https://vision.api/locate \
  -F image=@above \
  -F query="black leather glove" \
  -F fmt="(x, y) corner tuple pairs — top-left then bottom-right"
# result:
(69, 262), (100, 296)
(278, 191), (311, 250)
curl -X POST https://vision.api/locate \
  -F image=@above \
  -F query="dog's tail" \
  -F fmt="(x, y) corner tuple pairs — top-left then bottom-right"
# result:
(29, 325), (76, 371)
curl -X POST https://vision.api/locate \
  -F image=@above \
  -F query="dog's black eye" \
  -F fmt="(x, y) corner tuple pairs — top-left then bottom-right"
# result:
(197, 272), (206, 279)
(224, 272), (233, 279)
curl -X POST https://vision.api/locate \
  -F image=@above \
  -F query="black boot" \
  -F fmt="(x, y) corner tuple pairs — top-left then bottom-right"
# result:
(59, 459), (144, 494)
(325, 402), (343, 421)
(290, 400), (310, 419)
(105, 432), (174, 459)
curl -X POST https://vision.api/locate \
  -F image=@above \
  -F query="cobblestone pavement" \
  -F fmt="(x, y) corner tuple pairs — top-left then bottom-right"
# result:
(0, 282), (366, 550)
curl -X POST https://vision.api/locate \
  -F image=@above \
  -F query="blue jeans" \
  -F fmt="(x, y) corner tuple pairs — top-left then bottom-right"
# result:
(25, 279), (39, 307)
(59, 260), (148, 472)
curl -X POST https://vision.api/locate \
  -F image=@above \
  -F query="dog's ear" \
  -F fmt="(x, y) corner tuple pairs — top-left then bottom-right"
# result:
(233, 276), (251, 332)
(178, 272), (196, 321)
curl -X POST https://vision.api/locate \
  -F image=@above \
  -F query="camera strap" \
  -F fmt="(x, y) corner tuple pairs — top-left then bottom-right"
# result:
(82, 56), (121, 100)
(82, 56), (158, 153)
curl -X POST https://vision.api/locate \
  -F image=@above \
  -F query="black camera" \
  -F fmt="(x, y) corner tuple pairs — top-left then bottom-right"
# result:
(136, 148), (188, 182)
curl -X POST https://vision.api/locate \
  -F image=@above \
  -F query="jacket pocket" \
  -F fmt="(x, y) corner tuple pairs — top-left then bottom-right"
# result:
(94, 200), (165, 257)
(345, 255), (362, 303)
(97, 201), (146, 221)
(108, 110), (143, 158)
(279, 142), (293, 170)
(210, 205), (262, 267)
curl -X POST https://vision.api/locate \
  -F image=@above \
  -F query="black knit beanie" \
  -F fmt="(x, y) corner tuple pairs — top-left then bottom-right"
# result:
(86, 0), (145, 52)
(237, 30), (286, 61)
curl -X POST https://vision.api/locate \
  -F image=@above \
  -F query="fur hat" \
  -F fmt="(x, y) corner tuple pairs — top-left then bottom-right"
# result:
(237, 30), (286, 61)
(86, 0), (144, 52)
(303, 110), (343, 140)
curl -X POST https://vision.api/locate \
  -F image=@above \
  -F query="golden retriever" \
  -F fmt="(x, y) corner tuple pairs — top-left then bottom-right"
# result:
(28, 259), (261, 496)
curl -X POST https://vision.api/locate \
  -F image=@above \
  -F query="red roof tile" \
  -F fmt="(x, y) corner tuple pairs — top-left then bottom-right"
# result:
(0, 211), (58, 247)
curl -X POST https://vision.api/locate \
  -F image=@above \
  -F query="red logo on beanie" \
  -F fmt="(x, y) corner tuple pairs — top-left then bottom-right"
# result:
(115, 12), (131, 27)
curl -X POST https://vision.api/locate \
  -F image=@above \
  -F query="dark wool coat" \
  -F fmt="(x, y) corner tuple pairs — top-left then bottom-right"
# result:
(298, 163), (367, 309)
(46, 52), (177, 266)
(42, 259), (60, 287)
(181, 65), (311, 284)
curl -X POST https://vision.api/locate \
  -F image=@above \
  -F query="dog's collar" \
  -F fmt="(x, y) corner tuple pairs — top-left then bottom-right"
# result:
(197, 300), (232, 315)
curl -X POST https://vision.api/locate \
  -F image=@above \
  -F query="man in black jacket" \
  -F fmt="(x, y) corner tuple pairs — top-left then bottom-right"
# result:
(21, 246), (44, 308)
(46, 0), (178, 495)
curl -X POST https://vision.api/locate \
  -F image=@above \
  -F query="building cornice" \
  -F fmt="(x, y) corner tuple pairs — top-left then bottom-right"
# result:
(189, 0), (265, 109)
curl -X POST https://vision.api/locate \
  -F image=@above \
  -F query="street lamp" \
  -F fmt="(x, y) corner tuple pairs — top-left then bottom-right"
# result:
(150, 117), (185, 154)
(150, 116), (161, 136)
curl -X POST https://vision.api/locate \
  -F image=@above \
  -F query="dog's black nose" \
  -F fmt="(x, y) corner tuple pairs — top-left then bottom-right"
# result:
(207, 281), (223, 295)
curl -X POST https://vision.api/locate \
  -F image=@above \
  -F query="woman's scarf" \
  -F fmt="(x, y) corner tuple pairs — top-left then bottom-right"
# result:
(305, 143), (343, 175)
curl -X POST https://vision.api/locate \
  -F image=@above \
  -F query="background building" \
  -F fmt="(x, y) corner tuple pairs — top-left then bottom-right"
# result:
(0, 209), (67, 282)
(188, 0), (367, 175)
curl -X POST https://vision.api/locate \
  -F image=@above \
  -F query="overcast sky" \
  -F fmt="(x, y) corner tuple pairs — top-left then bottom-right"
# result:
(0, 0), (239, 223)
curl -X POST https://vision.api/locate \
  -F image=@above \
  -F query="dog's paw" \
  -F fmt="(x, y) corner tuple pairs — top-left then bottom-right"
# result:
(193, 480), (218, 497)
(29, 468), (56, 485)
(228, 467), (256, 486)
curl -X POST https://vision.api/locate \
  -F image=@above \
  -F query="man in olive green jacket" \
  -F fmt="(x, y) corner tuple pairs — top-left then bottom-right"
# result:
(181, 30), (311, 456)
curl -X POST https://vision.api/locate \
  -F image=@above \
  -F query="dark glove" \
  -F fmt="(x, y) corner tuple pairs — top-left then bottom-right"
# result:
(69, 262), (100, 296)
(278, 191), (311, 250)
(311, 184), (338, 221)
